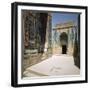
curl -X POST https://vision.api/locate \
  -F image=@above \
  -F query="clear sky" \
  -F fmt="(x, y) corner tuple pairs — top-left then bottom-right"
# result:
(52, 12), (79, 28)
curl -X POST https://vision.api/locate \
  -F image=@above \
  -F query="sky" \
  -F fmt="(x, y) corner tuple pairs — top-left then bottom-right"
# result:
(52, 12), (79, 28)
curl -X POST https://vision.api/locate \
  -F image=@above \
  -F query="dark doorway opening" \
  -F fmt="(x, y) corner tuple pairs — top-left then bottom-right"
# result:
(60, 32), (68, 54)
(62, 45), (67, 54)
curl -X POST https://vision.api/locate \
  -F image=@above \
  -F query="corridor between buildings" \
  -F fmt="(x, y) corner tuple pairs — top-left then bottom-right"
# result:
(22, 11), (80, 78)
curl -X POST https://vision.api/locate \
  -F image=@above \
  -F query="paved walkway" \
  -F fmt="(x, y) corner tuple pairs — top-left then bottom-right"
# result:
(23, 54), (80, 77)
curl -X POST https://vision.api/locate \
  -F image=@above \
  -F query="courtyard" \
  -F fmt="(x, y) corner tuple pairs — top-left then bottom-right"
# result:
(23, 54), (80, 77)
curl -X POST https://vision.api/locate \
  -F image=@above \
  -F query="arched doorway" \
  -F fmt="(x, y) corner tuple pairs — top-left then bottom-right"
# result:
(60, 32), (68, 54)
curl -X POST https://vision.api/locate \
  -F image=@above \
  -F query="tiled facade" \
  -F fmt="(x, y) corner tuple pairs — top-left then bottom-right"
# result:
(52, 21), (77, 55)
(22, 10), (52, 75)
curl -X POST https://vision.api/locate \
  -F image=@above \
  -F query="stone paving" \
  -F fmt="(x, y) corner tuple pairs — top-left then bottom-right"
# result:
(23, 54), (80, 77)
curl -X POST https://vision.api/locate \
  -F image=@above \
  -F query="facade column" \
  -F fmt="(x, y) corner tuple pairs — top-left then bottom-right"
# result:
(67, 28), (73, 55)
(44, 19), (48, 52)
(44, 14), (52, 56)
